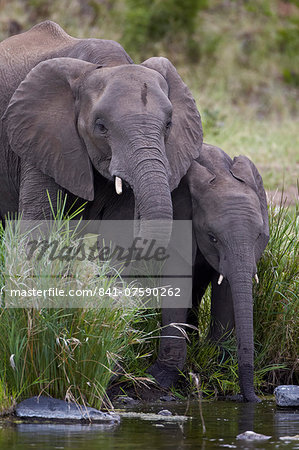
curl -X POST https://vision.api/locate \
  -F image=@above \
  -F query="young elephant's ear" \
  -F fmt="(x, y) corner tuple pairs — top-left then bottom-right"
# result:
(230, 155), (269, 256)
(3, 58), (98, 201)
(141, 57), (203, 191)
(186, 160), (216, 197)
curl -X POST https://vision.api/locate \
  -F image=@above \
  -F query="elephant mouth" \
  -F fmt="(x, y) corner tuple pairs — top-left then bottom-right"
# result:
(111, 173), (131, 192)
(217, 272), (259, 286)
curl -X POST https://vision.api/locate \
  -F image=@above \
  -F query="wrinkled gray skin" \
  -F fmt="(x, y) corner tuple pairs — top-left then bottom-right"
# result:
(0, 21), (202, 245)
(150, 143), (269, 402)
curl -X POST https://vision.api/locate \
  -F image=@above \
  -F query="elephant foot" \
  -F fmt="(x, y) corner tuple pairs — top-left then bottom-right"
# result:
(243, 393), (261, 403)
(147, 361), (180, 389)
(225, 393), (261, 403)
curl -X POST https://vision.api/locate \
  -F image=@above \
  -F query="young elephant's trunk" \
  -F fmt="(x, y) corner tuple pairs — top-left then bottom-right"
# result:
(227, 254), (260, 402)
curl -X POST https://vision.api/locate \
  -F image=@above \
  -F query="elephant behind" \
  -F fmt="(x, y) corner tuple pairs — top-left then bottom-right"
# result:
(0, 21), (203, 246)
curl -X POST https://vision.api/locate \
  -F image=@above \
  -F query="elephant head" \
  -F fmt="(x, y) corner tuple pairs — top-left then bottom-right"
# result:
(187, 144), (269, 402)
(3, 56), (202, 243)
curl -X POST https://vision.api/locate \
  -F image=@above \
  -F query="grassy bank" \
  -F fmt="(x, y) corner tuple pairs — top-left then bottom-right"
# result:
(0, 214), (153, 410)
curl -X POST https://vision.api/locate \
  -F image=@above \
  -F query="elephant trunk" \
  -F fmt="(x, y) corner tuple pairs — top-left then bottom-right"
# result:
(226, 251), (260, 402)
(129, 147), (173, 246)
(109, 117), (173, 246)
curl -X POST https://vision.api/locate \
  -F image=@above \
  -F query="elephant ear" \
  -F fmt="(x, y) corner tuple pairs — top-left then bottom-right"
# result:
(186, 160), (216, 197)
(230, 155), (269, 257)
(2, 57), (99, 201)
(141, 57), (203, 190)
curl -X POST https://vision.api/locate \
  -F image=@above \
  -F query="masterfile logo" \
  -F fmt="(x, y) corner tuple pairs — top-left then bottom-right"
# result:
(1, 220), (192, 308)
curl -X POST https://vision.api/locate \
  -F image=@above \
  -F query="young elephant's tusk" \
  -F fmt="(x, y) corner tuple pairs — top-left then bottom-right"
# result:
(218, 274), (224, 285)
(115, 176), (122, 195)
(254, 274), (259, 284)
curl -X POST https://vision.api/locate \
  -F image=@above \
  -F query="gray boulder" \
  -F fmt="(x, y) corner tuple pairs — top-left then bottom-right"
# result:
(237, 431), (271, 441)
(116, 396), (137, 405)
(274, 385), (299, 407)
(159, 395), (176, 402)
(158, 409), (172, 416)
(15, 396), (120, 424)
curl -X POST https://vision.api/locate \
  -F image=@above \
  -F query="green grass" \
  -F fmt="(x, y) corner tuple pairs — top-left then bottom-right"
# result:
(0, 306), (146, 409)
(0, 203), (158, 410)
(253, 195), (299, 389)
(0, 379), (16, 416)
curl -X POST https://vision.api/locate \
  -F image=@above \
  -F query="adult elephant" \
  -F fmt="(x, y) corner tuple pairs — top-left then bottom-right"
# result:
(159, 144), (269, 402)
(0, 21), (202, 244)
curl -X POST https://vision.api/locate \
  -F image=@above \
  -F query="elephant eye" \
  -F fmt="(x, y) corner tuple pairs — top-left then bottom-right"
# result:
(166, 120), (172, 130)
(208, 233), (217, 243)
(95, 119), (108, 134)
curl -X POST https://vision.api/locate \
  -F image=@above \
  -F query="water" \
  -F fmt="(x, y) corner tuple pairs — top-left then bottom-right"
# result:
(0, 401), (298, 449)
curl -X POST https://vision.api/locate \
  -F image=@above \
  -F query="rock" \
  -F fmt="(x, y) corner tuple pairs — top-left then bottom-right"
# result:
(158, 409), (172, 416)
(159, 395), (176, 402)
(116, 396), (136, 405)
(15, 396), (120, 424)
(274, 385), (299, 407)
(236, 431), (271, 441)
(221, 445), (237, 448)
(119, 411), (189, 422)
(279, 435), (299, 441)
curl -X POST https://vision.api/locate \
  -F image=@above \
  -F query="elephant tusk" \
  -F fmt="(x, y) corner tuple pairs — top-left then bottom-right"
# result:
(115, 176), (122, 195)
(218, 274), (224, 285)
(254, 274), (259, 284)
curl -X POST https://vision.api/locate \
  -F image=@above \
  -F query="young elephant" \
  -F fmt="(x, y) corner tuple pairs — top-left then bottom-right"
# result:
(151, 143), (269, 402)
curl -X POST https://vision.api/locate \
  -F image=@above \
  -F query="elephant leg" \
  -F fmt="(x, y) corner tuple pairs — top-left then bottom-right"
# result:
(147, 182), (194, 388)
(148, 307), (189, 388)
(208, 273), (235, 343)
(188, 250), (214, 328)
(19, 162), (65, 220)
